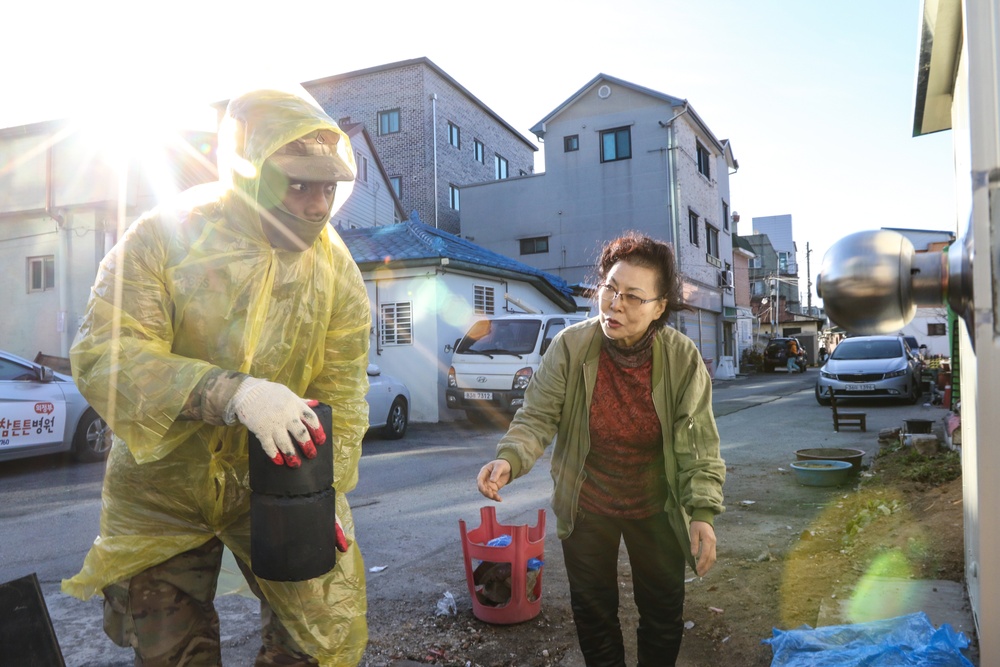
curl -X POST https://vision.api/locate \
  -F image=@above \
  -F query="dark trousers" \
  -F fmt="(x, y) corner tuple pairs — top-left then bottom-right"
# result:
(561, 510), (687, 667)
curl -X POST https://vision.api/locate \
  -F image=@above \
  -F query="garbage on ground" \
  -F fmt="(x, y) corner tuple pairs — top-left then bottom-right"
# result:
(368, 565), (388, 573)
(472, 533), (544, 606)
(911, 434), (940, 456)
(945, 413), (961, 449)
(762, 611), (973, 667)
(878, 427), (902, 442)
(435, 590), (457, 616)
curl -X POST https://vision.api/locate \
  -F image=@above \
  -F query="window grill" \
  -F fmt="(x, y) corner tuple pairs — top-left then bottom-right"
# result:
(474, 285), (495, 315)
(380, 302), (413, 345)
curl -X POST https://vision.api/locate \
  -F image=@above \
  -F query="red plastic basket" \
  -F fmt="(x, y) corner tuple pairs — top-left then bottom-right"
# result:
(459, 506), (545, 624)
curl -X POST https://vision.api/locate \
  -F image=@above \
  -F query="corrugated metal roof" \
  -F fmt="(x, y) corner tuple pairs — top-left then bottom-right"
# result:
(337, 221), (576, 306)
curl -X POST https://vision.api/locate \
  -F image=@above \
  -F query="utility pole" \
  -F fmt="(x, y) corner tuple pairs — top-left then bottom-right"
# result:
(805, 243), (813, 313)
(771, 275), (777, 336)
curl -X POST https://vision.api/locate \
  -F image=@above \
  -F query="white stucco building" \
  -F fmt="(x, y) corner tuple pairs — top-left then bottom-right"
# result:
(338, 221), (579, 423)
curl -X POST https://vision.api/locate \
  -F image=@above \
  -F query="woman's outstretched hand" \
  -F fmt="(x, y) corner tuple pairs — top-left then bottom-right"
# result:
(477, 459), (512, 502)
(689, 520), (717, 576)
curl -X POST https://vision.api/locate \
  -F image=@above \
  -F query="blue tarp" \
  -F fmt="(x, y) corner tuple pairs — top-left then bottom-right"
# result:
(762, 612), (974, 667)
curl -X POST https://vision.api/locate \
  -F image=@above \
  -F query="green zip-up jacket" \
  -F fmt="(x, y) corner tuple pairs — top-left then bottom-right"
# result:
(496, 318), (726, 570)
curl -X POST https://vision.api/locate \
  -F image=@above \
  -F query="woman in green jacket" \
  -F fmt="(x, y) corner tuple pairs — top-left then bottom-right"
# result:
(477, 233), (726, 666)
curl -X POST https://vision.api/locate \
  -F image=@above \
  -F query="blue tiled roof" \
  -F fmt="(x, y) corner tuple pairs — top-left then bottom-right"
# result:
(338, 221), (574, 301)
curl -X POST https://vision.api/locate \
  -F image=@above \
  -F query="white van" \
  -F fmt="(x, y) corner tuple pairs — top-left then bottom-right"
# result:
(446, 313), (587, 421)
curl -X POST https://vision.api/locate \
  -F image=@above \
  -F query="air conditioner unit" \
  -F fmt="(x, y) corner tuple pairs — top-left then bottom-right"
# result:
(718, 269), (734, 290)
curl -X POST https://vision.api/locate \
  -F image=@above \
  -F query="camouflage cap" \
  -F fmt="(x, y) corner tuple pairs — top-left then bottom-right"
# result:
(266, 129), (355, 182)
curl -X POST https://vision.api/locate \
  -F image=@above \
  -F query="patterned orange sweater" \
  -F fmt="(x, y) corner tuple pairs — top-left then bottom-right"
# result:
(579, 346), (668, 519)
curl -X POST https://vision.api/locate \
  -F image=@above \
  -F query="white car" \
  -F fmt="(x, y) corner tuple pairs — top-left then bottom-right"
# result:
(0, 349), (111, 463)
(365, 364), (409, 439)
(815, 335), (923, 405)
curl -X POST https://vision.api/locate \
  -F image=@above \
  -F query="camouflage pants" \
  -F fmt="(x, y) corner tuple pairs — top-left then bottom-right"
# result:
(103, 537), (318, 666)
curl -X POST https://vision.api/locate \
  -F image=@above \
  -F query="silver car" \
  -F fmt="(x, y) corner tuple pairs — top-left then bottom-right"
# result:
(0, 349), (111, 463)
(815, 335), (922, 405)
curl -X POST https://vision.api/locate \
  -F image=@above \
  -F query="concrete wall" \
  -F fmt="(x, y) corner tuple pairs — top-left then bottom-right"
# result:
(733, 250), (752, 307)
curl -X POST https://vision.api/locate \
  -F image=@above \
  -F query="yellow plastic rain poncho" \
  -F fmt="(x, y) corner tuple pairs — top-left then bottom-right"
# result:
(62, 89), (371, 665)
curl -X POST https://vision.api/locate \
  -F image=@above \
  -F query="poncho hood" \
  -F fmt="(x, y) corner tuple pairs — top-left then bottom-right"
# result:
(217, 89), (356, 245)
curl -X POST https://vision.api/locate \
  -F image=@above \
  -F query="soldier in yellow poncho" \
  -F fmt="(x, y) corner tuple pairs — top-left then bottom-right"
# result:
(62, 88), (370, 666)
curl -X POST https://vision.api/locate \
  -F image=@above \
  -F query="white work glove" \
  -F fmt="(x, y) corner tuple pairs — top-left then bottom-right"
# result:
(224, 378), (326, 468)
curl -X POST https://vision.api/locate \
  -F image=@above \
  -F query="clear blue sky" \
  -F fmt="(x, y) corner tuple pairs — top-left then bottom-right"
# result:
(4, 1), (954, 304)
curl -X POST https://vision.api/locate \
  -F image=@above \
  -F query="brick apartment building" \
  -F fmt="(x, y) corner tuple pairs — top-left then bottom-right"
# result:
(304, 57), (537, 235)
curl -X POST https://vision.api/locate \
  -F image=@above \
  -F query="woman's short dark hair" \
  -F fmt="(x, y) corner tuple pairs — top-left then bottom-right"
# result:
(594, 232), (689, 328)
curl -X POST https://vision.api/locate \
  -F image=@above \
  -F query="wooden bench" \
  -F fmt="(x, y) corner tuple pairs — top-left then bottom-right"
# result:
(828, 389), (867, 432)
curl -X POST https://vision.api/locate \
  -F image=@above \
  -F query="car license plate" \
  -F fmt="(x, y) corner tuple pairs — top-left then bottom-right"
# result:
(847, 383), (876, 391)
(464, 391), (493, 400)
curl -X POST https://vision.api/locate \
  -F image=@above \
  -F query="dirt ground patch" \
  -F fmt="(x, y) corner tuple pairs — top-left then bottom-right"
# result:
(359, 438), (968, 667)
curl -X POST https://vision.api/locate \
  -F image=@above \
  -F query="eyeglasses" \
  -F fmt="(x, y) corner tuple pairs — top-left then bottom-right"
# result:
(597, 284), (664, 308)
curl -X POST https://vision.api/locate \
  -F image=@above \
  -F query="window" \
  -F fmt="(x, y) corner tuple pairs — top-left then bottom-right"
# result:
(706, 224), (720, 259)
(928, 322), (947, 336)
(474, 285), (495, 314)
(494, 154), (508, 180)
(27, 256), (55, 292)
(749, 256), (762, 269)
(519, 236), (549, 255)
(378, 109), (400, 135)
(722, 201), (730, 232)
(688, 210), (699, 246)
(752, 280), (766, 295)
(778, 251), (791, 273)
(448, 122), (460, 148)
(564, 135), (579, 152)
(474, 139), (485, 163)
(0, 357), (35, 381)
(380, 302), (412, 345)
(696, 141), (711, 178)
(600, 127), (631, 162)
(449, 184), (460, 210)
(389, 176), (402, 199)
(356, 152), (368, 183)
(542, 319), (568, 350)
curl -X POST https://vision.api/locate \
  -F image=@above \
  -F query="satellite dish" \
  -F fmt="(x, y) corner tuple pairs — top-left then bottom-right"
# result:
(598, 85), (612, 99)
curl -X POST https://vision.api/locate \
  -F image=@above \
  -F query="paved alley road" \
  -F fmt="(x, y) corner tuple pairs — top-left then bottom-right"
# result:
(3, 367), (922, 666)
